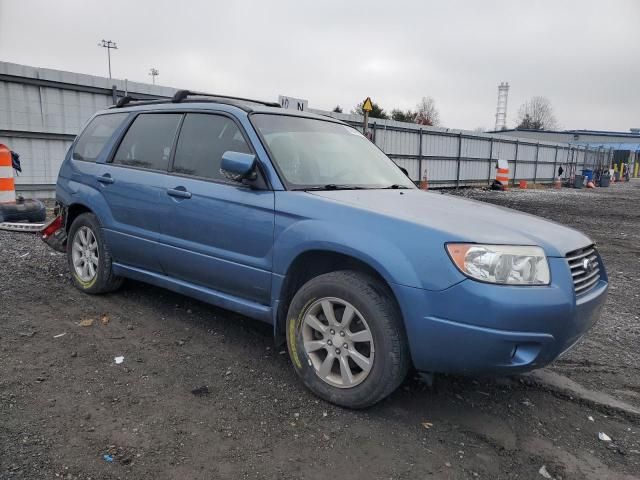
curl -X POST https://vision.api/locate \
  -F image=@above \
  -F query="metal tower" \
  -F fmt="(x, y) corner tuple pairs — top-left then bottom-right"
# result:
(494, 82), (509, 131)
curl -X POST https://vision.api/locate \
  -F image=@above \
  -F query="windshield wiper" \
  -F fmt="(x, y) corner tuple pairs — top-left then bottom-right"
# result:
(380, 184), (410, 189)
(293, 184), (367, 191)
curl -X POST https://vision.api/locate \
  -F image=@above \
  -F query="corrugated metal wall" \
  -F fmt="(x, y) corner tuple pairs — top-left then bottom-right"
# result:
(1, 61), (612, 196)
(313, 110), (613, 187)
(0, 61), (176, 197)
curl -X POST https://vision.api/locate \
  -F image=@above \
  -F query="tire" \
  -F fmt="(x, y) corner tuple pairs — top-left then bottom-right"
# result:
(286, 270), (410, 408)
(67, 213), (123, 294)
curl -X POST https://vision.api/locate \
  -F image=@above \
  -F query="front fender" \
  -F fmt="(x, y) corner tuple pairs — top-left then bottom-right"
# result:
(273, 218), (423, 288)
(272, 191), (466, 292)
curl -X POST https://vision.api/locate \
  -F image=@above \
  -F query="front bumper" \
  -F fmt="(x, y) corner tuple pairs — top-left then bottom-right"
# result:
(393, 257), (608, 374)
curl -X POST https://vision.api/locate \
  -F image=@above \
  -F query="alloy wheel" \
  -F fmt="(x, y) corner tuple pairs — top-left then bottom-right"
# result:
(71, 226), (99, 282)
(301, 297), (375, 388)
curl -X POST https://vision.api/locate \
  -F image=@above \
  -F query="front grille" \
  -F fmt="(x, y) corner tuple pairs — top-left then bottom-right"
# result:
(566, 245), (601, 295)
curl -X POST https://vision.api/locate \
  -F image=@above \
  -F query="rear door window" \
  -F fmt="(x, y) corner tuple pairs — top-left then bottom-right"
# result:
(72, 113), (127, 162)
(112, 113), (182, 171)
(172, 114), (251, 180)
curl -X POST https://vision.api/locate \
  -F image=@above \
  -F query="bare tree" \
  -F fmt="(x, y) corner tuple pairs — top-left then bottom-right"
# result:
(517, 96), (558, 130)
(414, 97), (441, 126)
(332, 105), (343, 113)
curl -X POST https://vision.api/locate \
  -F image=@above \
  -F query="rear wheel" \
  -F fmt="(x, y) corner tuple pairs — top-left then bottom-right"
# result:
(286, 270), (409, 408)
(67, 213), (123, 294)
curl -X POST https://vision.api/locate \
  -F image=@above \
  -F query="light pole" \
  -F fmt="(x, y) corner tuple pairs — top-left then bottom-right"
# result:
(149, 68), (159, 85)
(98, 40), (118, 79)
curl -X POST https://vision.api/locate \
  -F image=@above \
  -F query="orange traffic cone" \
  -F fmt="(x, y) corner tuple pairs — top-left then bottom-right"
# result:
(420, 169), (429, 190)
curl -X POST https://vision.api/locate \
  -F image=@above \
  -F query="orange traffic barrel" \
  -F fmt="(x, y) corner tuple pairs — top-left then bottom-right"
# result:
(495, 159), (509, 189)
(519, 180), (528, 189)
(0, 144), (16, 204)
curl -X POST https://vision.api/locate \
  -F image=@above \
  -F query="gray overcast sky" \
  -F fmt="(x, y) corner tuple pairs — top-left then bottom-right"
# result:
(1, 0), (638, 131)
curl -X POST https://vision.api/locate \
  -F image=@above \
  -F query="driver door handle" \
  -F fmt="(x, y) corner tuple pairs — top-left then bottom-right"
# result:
(167, 188), (192, 199)
(97, 174), (114, 184)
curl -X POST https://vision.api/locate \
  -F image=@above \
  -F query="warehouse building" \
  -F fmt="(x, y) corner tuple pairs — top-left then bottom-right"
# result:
(493, 128), (640, 175)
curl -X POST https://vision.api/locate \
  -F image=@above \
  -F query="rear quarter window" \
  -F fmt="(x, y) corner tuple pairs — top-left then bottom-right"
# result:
(72, 113), (128, 162)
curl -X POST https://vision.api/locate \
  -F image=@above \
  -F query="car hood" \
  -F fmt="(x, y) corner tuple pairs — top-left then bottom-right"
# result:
(307, 189), (592, 257)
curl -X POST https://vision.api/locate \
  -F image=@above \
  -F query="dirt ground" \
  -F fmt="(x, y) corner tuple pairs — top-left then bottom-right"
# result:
(1, 180), (639, 480)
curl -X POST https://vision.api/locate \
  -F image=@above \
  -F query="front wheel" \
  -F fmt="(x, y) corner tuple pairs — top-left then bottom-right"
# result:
(67, 212), (123, 294)
(286, 270), (410, 408)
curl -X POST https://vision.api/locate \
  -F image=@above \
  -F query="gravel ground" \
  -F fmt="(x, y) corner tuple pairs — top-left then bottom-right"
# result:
(1, 181), (639, 479)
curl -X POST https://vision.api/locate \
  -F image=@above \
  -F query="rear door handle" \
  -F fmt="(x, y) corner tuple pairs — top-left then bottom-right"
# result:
(167, 188), (192, 199)
(97, 174), (114, 184)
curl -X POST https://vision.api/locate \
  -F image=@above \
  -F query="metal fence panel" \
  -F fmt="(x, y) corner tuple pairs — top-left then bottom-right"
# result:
(462, 137), (491, 159)
(0, 135), (72, 187)
(1, 60), (611, 195)
(538, 146), (556, 163)
(423, 134), (459, 157)
(518, 144), (537, 162)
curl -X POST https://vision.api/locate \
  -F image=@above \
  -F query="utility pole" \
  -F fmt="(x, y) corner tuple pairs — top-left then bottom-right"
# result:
(149, 68), (159, 85)
(362, 97), (373, 138)
(98, 40), (118, 79)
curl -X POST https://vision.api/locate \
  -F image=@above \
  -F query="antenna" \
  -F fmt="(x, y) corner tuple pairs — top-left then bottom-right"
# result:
(494, 82), (509, 131)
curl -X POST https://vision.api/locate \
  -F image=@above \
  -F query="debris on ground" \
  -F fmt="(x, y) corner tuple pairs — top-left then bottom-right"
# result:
(422, 422), (434, 429)
(114, 356), (124, 365)
(79, 319), (94, 327)
(191, 386), (210, 396)
(598, 432), (612, 442)
(538, 464), (552, 478)
(101, 314), (110, 325)
(103, 454), (113, 462)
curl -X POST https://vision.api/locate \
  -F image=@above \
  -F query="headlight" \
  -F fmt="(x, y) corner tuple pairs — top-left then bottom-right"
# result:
(446, 244), (550, 285)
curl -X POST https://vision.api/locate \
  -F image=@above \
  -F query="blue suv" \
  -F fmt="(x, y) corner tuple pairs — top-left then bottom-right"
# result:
(45, 90), (608, 408)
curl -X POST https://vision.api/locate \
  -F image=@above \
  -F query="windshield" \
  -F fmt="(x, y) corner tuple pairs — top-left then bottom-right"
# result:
(251, 114), (416, 190)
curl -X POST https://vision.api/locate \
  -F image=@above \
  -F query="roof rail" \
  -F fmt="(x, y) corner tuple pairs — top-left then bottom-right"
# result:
(171, 89), (281, 108)
(109, 90), (281, 110)
(115, 96), (139, 108)
(110, 96), (169, 109)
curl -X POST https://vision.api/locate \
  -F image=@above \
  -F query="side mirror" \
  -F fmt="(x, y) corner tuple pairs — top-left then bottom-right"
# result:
(220, 151), (257, 182)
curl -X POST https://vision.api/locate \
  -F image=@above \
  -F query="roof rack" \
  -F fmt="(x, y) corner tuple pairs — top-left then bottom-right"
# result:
(171, 89), (281, 107)
(111, 95), (169, 109)
(110, 90), (281, 109)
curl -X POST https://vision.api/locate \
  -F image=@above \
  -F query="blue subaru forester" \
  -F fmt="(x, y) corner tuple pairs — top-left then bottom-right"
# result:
(44, 90), (608, 408)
